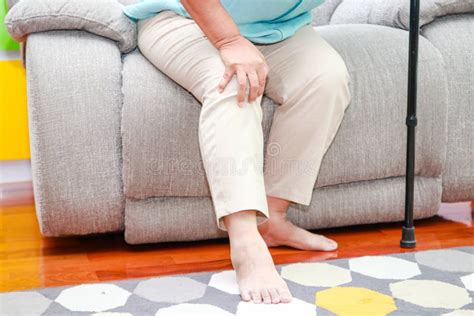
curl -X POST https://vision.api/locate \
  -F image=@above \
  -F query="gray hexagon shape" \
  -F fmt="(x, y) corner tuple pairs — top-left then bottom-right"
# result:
(415, 249), (474, 273)
(134, 276), (207, 303)
(0, 291), (52, 316)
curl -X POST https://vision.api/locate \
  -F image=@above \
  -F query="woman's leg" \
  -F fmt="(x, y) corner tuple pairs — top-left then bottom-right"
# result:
(256, 24), (352, 251)
(137, 11), (291, 304)
(223, 210), (291, 304)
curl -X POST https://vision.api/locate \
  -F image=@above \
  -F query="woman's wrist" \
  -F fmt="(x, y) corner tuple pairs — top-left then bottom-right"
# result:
(180, 0), (242, 50)
(180, 0), (267, 105)
(214, 34), (244, 50)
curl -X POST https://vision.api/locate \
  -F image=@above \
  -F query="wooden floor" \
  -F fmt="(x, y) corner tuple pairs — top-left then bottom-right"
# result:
(0, 200), (473, 293)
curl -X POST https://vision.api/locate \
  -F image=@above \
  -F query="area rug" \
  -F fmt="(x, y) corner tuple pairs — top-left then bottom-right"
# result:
(1, 246), (473, 315)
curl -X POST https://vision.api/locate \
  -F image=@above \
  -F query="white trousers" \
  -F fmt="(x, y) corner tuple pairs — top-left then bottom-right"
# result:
(137, 11), (352, 231)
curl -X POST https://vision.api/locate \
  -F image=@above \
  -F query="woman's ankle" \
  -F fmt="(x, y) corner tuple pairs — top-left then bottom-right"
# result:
(223, 210), (260, 238)
(267, 195), (290, 214)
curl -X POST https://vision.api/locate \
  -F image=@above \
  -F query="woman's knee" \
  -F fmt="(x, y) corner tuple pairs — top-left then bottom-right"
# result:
(202, 73), (261, 108)
(306, 54), (352, 113)
(277, 54), (352, 123)
(277, 53), (351, 107)
(199, 77), (264, 129)
(318, 54), (351, 93)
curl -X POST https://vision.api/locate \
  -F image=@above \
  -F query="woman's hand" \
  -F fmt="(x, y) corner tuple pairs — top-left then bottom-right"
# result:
(217, 35), (269, 106)
(179, 0), (268, 107)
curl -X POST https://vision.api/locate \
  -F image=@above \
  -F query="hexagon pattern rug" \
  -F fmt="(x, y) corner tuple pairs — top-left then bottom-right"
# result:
(1, 246), (472, 315)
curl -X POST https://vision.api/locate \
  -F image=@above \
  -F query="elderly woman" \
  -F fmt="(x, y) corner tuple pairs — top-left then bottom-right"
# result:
(123, 0), (351, 305)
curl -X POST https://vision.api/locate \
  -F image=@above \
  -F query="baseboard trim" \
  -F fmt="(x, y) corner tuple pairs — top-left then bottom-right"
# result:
(0, 181), (34, 207)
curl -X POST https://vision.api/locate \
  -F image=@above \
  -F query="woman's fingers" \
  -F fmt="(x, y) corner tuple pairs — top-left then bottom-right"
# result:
(236, 68), (247, 106)
(218, 67), (235, 93)
(216, 35), (269, 105)
(257, 64), (268, 97)
(218, 64), (268, 106)
(247, 70), (260, 103)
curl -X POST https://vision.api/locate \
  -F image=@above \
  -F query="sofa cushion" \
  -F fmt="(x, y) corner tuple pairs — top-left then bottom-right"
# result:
(330, 0), (474, 29)
(122, 24), (448, 200)
(124, 176), (442, 244)
(4, 0), (137, 53)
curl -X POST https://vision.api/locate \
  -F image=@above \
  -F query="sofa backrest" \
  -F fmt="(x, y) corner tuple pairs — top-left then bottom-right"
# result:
(312, 0), (343, 26)
(316, 0), (474, 30)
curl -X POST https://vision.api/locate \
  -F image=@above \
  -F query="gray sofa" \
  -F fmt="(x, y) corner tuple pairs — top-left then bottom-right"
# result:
(5, 0), (474, 244)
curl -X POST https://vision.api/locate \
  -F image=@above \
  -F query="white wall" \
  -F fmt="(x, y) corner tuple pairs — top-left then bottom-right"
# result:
(0, 160), (33, 206)
(0, 159), (32, 183)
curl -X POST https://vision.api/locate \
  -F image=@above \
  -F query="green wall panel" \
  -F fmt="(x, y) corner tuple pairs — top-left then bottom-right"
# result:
(1, 0), (20, 51)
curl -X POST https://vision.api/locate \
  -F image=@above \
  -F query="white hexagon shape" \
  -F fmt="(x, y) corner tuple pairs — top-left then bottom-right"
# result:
(0, 291), (52, 316)
(415, 249), (474, 273)
(208, 270), (240, 295)
(441, 310), (474, 316)
(460, 273), (474, 291)
(281, 262), (351, 287)
(236, 297), (315, 316)
(156, 303), (234, 316)
(55, 284), (131, 312)
(134, 276), (207, 303)
(349, 255), (421, 279)
(390, 279), (472, 309)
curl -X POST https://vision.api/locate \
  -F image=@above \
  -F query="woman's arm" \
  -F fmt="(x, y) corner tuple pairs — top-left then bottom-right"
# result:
(180, 0), (268, 106)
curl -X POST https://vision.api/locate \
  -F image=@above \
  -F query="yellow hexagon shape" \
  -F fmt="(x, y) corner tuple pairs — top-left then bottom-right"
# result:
(316, 286), (397, 316)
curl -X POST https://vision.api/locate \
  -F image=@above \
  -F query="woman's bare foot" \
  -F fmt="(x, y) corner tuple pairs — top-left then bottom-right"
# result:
(224, 210), (292, 304)
(258, 196), (338, 251)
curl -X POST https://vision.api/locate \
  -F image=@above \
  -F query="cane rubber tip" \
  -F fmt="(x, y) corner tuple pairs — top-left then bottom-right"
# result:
(400, 226), (417, 248)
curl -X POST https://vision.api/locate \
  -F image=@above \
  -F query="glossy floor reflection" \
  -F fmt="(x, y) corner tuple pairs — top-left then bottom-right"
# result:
(0, 201), (472, 292)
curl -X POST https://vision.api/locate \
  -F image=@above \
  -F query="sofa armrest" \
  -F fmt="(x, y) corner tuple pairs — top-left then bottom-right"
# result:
(4, 0), (137, 53)
(25, 30), (125, 236)
(330, 0), (474, 29)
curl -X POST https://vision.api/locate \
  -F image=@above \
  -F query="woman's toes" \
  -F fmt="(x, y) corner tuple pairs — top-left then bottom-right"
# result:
(241, 289), (252, 302)
(261, 288), (272, 304)
(279, 286), (292, 303)
(269, 287), (280, 304)
(325, 239), (338, 250)
(251, 289), (262, 303)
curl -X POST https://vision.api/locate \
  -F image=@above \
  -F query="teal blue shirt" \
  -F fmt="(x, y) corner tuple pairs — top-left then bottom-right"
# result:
(123, 0), (325, 44)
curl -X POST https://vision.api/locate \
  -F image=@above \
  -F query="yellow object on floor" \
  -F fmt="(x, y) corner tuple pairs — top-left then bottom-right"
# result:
(0, 59), (29, 160)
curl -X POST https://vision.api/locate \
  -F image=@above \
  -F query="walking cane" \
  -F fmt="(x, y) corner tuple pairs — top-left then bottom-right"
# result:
(400, 0), (420, 248)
